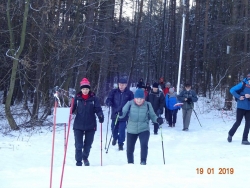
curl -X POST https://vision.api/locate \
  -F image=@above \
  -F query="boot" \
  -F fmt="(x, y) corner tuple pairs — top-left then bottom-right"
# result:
(112, 139), (117, 146)
(140, 161), (146, 165)
(242, 140), (250, 145)
(76, 161), (82, 166)
(227, 134), (232, 143)
(83, 159), (90, 166)
(118, 144), (123, 151)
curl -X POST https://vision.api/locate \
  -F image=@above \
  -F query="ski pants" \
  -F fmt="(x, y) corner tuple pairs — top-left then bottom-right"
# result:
(228, 108), (250, 141)
(167, 109), (178, 125)
(127, 131), (150, 164)
(74, 129), (95, 162)
(182, 108), (193, 129)
(111, 120), (126, 146)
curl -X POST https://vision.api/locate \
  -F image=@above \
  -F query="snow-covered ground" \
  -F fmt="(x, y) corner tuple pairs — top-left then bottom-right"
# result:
(0, 97), (249, 188)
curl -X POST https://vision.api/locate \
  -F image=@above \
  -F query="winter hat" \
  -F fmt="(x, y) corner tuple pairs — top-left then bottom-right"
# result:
(166, 82), (171, 86)
(118, 77), (127, 84)
(134, 89), (145, 99)
(153, 82), (159, 88)
(185, 83), (191, 87)
(139, 78), (144, 83)
(80, 78), (90, 89)
(169, 87), (175, 93)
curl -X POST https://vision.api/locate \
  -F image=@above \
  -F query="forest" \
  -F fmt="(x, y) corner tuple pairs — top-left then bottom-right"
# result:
(0, 0), (249, 130)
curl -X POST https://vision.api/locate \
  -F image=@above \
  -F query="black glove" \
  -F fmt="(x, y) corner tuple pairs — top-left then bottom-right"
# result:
(156, 109), (162, 116)
(106, 101), (113, 107)
(99, 115), (104, 123)
(157, 117), (163, 125)
(187, 98), (192, 104)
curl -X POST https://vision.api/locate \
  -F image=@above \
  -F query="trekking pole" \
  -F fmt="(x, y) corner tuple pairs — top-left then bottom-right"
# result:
(192, 108), (202, 127)
(106, 114), (119, 154)
(50, 96), (58, 188)
(60, 98), (74, 188)
(159, 116), (165, 165)
(104, 107), (111, 149)
(101, 123), (103, 166)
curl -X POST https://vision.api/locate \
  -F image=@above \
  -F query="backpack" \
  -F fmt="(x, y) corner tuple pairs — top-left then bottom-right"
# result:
(235, 81), (246, 101)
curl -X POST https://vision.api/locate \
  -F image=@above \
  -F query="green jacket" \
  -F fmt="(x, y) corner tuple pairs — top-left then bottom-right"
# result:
(119, 100), (158, 134)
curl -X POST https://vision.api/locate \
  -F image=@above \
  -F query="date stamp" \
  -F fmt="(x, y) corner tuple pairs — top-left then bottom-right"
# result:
(196, 168), (234, 174)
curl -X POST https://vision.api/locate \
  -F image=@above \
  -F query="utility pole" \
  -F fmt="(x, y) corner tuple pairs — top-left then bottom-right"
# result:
(176, 0), (186, 94)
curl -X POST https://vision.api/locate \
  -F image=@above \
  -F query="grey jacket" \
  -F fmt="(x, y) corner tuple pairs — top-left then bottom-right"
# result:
(119, 100), (158, 134)
(177, 89), (198, 110)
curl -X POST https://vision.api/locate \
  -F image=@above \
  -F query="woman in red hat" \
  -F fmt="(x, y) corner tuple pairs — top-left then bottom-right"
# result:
(72, 78), (104, 166)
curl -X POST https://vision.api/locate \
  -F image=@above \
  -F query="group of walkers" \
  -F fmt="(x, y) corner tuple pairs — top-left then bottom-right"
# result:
(71, 76), (199, 166)
(69, 72), (250, 167)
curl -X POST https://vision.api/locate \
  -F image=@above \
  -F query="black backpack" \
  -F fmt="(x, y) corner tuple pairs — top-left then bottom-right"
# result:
(235, 81), (246, 101)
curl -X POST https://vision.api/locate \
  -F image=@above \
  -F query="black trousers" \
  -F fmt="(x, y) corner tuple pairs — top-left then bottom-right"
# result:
(74, 129), (95, 162)
(127, 131), (150, 163)
(228, 108), (250, 141)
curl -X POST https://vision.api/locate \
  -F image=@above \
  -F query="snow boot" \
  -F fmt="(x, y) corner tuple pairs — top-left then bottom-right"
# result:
(83, 159), (90, 166)
(140, 161), (146, 165)
(242, 141), (250, 145)
(76, 161), (82, 166)
(118, 144), (123, 151)
(227, 134), (232, 143)
(112, 139), (117, 146)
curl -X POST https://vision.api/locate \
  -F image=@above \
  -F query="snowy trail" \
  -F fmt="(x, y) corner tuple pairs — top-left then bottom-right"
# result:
(1, 105), (250, 187)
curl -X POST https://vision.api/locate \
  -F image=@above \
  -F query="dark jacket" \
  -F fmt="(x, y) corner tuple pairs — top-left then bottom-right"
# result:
(105, 87), (134, 121)
(230, 78), (250, 110)
(146, 89), (165, 115)
(177, 89), (198, 110)
(72, 91), (103, 131)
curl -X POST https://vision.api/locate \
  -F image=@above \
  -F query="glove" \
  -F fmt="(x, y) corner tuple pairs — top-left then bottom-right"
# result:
(187, 98), (192, 104)
(156, 109), (162, 116)
(106, 101), (113, 107)
(157, 117), (163, 125)
(99, 115), (104, 123)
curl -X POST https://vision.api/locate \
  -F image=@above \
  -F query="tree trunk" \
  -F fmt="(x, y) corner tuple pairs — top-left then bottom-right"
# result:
(128, 0), (144, 86)
(5, 0), (30, 130)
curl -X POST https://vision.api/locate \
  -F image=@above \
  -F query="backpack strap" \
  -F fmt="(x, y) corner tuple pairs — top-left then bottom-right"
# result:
(127, 101), (150, 114)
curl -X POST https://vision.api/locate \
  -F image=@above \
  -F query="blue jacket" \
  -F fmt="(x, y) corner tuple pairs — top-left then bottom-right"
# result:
(230, 78), (250, 110)
(165, 92), (180, 110)
(105, 87), (134, 121)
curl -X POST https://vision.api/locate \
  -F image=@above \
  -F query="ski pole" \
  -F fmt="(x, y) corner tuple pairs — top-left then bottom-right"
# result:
(104, 107), (111, 149)
(101, 123), (103, 166)
(192, 108), (202, 127)
(50, 98), (58, 188)
(106, 114), (119, 153)
(60, 98), (74, 188)
(159, 115), (165, 165)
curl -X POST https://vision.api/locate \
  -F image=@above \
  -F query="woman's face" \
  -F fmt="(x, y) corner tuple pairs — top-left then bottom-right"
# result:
(81, 88), (90, 95)
(134, 98), (144, 105)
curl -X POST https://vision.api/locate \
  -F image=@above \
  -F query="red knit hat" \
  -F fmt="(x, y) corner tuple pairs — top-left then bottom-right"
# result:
(80, 78), (90, 89)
